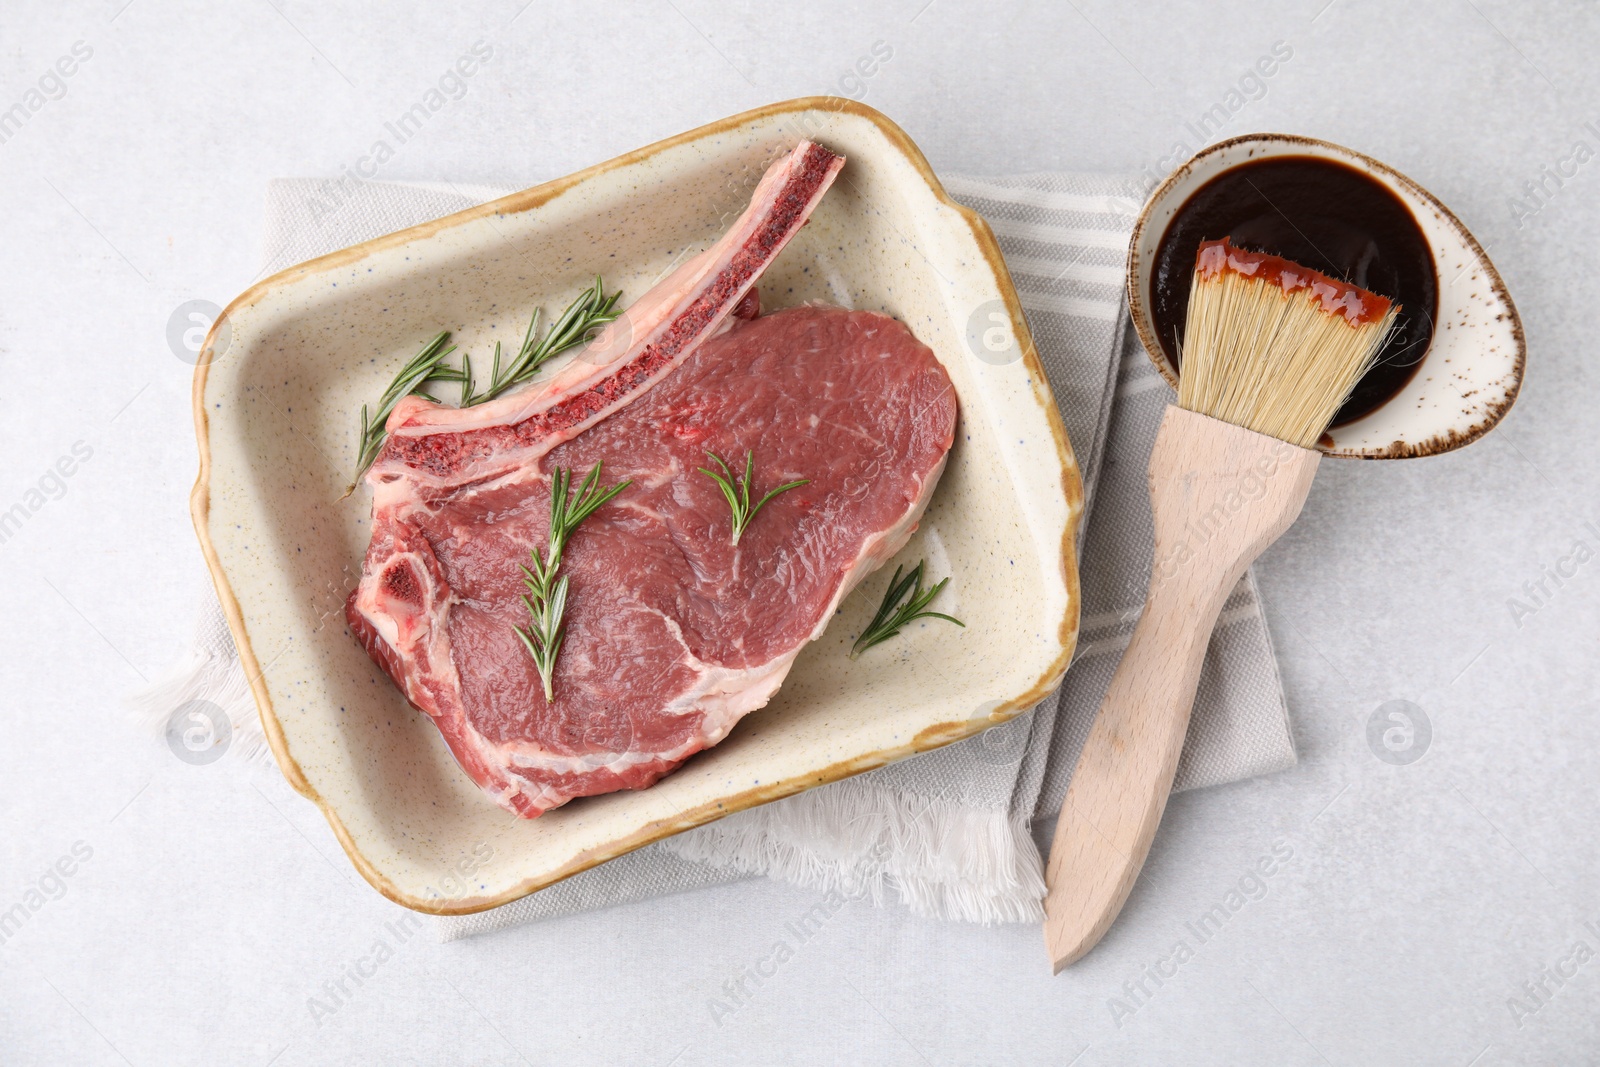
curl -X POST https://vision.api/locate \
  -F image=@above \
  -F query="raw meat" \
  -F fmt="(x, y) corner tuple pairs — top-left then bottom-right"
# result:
(347, 143), (958, 817)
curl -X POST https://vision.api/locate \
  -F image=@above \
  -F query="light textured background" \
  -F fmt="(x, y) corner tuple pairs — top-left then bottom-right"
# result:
(2, 1), (1597, 1063)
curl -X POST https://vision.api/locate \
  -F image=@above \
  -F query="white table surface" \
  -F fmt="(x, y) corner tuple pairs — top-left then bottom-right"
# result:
(4, 1), (1598, 1063)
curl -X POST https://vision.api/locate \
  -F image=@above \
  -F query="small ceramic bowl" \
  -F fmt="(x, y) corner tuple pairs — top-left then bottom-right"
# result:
(1127, 133), (1524, 458)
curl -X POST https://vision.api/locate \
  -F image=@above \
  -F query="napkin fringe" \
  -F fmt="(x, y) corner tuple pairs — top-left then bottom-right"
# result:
(127, 635), (1046, 923)
(661, 777), (1046, 924)
(129, 627), (1045, 923)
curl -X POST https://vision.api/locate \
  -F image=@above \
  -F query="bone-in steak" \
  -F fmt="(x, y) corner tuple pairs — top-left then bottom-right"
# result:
(346, 143), (957, 817)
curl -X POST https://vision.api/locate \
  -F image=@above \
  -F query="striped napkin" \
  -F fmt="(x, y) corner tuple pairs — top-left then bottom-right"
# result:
(140, 170), (1296, 937)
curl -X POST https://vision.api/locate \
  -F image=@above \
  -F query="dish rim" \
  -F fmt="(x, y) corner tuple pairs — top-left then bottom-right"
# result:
(189, 96), (1084, 914)
(1125, 130), (1526, 460)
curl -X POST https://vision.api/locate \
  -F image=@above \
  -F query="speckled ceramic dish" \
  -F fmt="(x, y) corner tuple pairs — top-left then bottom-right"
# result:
(191, 99), (1082, 914)
(1128, 133), (1524, 458)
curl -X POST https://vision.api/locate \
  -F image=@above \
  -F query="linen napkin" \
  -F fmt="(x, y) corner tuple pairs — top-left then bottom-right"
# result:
(137, 170), (1296, 938)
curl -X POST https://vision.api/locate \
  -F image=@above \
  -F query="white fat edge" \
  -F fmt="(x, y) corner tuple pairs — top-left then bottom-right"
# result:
(367, 446), (551, 507)
(350, 554), (413, 654)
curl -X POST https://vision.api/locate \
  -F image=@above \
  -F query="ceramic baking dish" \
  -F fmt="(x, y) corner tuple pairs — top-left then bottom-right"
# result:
(192, 98), (1082, 913)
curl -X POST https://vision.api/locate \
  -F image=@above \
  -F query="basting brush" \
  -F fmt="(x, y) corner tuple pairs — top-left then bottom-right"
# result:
(1042, 237), (1399, 971)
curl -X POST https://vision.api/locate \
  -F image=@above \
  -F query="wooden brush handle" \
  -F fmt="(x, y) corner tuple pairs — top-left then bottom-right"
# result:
(1043, 405), (1320, 972)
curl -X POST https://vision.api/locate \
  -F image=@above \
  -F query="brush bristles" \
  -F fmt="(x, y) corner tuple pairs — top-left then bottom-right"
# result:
(1177, 268), (1398, 448)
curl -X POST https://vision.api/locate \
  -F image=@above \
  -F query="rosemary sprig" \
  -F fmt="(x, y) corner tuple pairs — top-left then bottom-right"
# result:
(515, 462), (631, 702)
(350, 331), (458, 489)
(697, 450), (809, 545)
(849, 560), (964, 659)
(348, 278), (622, 488)
(464, 276), (623, 406)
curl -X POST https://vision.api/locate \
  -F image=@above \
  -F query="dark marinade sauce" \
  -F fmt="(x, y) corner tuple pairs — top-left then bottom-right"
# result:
(1151, 155), (1438, 426)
